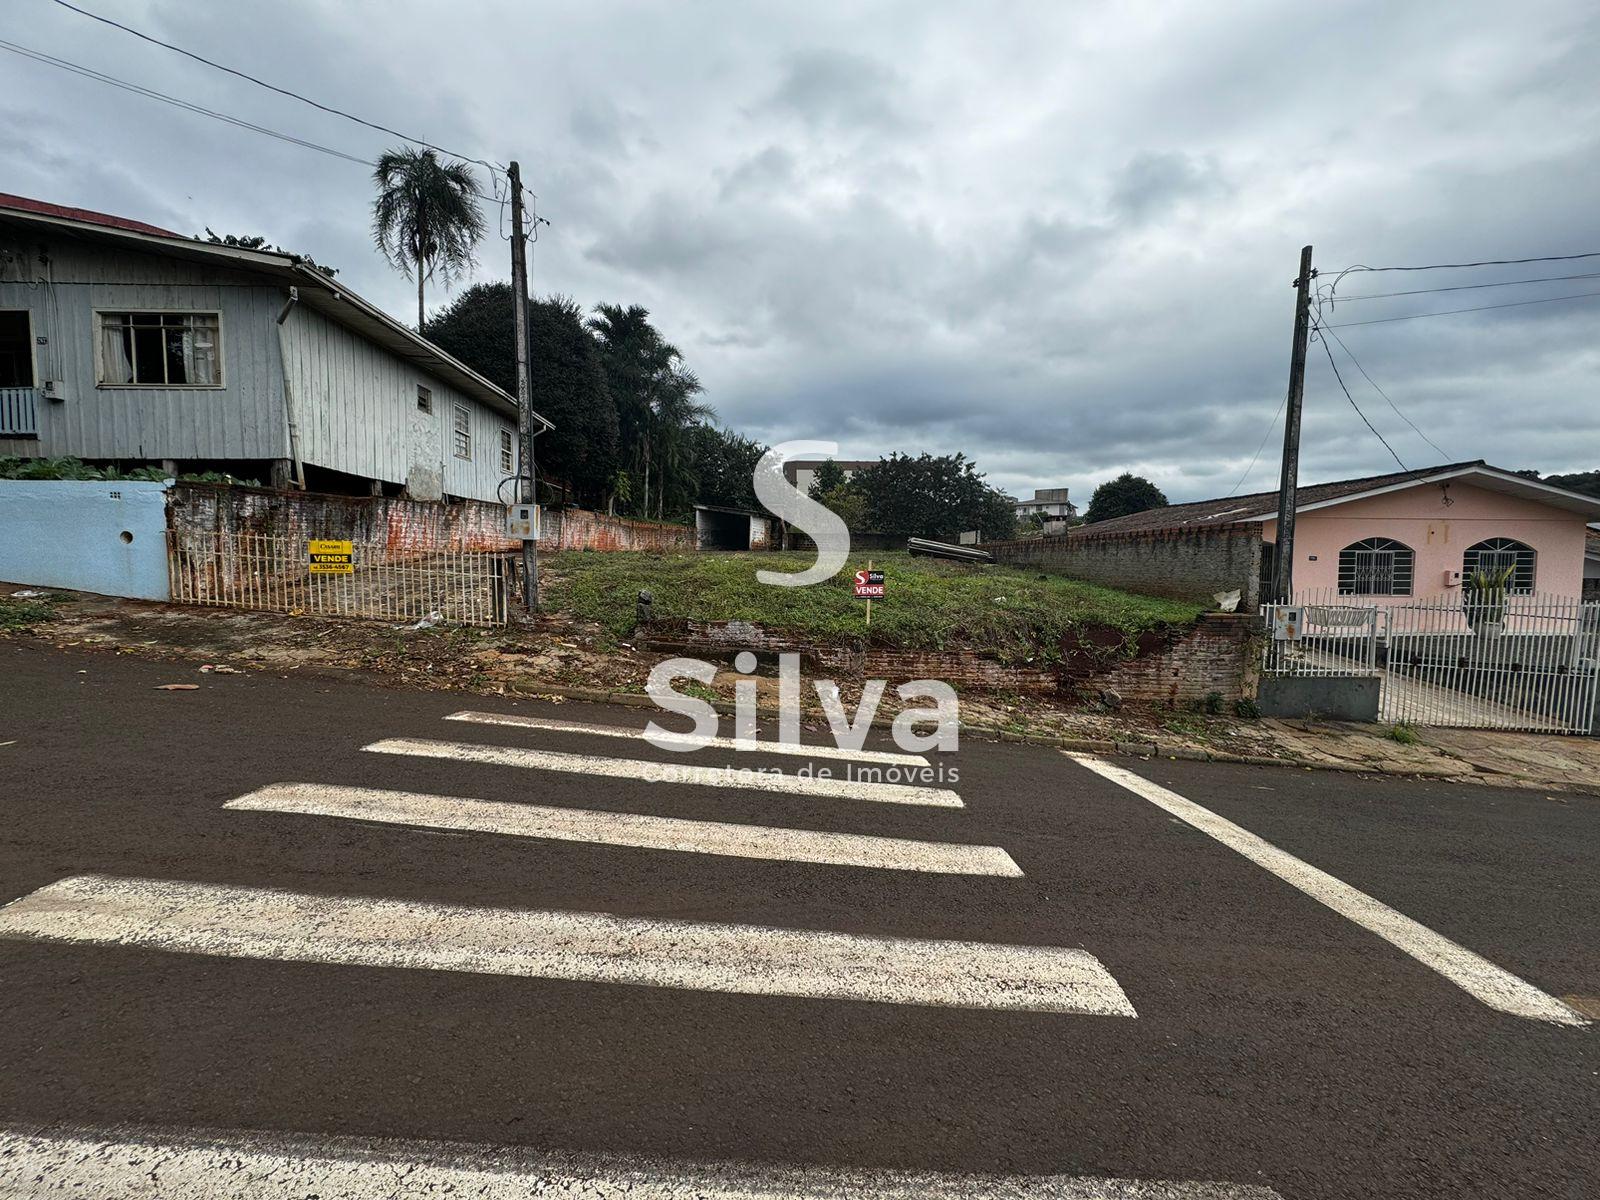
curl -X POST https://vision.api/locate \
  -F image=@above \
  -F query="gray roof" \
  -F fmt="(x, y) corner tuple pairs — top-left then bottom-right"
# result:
(1080, 461), (1600, 534)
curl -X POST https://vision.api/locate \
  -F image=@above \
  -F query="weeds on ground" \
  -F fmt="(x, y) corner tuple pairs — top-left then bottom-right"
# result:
(1387, 722), (1421, 745)
(0, 597), (55, 630)
(542, 550), (1206, 662)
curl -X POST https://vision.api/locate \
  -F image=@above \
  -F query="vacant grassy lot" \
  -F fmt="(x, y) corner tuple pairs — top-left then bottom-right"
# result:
(542, 550), (1206, 662)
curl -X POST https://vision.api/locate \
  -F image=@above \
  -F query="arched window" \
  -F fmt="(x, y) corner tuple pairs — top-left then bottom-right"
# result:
(1463, 538), (1536, 593)
(1338, 537), (1414, 596)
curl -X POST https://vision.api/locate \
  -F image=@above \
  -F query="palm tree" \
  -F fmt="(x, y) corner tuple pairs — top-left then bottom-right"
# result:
(371, 147), (487, 334)
(588, 304), (710, 518)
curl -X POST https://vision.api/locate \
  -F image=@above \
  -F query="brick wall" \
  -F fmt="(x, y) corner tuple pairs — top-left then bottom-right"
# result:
(638, 614), (1258, 701)
(1071, 613), (1260, 705)
(984, 524), (1262, 607)
(167, 484), (693, 554)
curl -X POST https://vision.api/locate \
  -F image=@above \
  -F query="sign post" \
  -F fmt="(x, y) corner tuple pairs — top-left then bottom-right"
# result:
(853, 560), (885, 625)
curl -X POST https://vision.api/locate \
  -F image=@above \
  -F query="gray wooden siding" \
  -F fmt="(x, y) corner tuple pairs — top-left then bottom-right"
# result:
(0, 237), (286, 462)
(281, 305), (516, 502)
(0, 234), (517, 503)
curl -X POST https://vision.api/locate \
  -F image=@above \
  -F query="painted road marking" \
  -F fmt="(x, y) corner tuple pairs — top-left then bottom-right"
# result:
(0, 1126), (1280, 1198)
(227, 782), (1021, 876)
(1067, 753), (1588, 1027)
(0, 875), (1133, 1015)
(446, 709), (933, 766)
(364, 737), (964, 808)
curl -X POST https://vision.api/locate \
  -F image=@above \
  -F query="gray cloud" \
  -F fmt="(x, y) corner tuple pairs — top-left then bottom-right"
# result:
(4, 0), (1598, 504)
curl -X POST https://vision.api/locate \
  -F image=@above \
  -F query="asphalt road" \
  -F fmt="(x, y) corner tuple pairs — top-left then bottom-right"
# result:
(0, 639), (1595, 1198)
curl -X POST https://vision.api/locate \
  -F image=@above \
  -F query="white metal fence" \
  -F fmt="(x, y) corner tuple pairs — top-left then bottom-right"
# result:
(1263, 591), (1600, 734)
(167, 532), (516, 627)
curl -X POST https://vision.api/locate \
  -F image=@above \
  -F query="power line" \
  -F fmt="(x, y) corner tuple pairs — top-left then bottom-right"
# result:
(1325, 270), (1600, 303)
(1223, 392), (1288, 498)
(1319, 323), (1452, 462)
(1323, 288), (1600, 328)
(0, 38), (375, 167)
(48, 0), (499, 173)
(1327, 251), (1600, 276)
(1312, 323), (1425, 482)
(0, 38), (501, 203)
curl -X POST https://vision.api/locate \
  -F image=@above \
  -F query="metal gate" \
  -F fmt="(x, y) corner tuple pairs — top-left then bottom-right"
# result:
(1265, 592), (1600, 734)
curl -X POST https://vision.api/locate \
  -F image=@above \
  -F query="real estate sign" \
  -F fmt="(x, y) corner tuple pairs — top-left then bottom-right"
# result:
(307, 539), (354, 575)
(853, 568), (885, 599)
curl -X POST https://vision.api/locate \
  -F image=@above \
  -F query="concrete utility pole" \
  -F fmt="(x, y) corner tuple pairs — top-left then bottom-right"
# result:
(508, 160), (538, 611)
(1270, 244), (1314, 605)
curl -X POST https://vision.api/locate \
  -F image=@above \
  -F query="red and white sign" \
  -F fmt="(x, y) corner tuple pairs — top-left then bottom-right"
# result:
(853, 569), (885, 599)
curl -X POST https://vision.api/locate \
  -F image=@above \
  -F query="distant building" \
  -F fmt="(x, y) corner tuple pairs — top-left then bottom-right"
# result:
(782, 458), (878, 496)
(1014, 487), (1076, 521)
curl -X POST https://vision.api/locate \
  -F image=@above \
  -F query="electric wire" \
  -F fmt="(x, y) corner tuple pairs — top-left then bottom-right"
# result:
(1312, 322), (1429, 483)
(0, 37), (502, 203)
(1323, 270), (1600, 303)
(1319, 324), (1453, 463)
(1322, 289), (1600, 328)
(1222, 392), (1288, 498)
(48, 0), (500, 174)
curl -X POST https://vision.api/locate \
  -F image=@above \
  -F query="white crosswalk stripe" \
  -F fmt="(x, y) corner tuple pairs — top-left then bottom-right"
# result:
(364, 736), (964, 807)
(226, 782), (1022, 875)
(0, 874), (1135, 1015)
(0, 1126), (1282, 1198)
(447, 709), (934, 766)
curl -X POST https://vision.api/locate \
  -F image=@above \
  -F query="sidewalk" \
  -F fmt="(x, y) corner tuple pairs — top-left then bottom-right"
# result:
(6, 586), (1598, 796)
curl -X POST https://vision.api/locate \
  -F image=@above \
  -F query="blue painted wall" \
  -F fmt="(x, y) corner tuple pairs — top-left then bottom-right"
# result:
(0, 480), (170, 600)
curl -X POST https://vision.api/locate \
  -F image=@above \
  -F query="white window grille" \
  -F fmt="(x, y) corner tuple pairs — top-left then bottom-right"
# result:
(1337, 537), (1414, 595)
(453, 404), (471, 460)
(1463, 538), (1536, 593)
(98, 312), (221, 386)
(500, 429), (513, 473)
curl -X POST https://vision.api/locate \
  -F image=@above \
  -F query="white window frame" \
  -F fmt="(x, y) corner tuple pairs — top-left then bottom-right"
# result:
(0, 309), (37, 389)
(1463, 538), (1537, 594)
(417, 384), (433, 414)
(94, 309), (225, 389)
(500, 428), (514, 473)
(453, 403), (472, 460)
(1337, 537), (1415, 596)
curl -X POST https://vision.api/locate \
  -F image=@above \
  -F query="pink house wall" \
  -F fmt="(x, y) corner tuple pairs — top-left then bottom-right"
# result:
(1261, 481), (1589, 601)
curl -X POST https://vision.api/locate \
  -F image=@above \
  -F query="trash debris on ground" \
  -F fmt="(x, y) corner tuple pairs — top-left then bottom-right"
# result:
(906, 537), (994, 563)
(1213, 589), (1242, 613)
(199, 664), (243, 674)
(153, 683), (200, 691)
(9, 590), (44, 599)
(399, 611), (444, 631)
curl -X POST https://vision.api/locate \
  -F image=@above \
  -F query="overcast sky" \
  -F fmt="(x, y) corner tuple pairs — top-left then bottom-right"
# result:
(4, 0), (1597, 502)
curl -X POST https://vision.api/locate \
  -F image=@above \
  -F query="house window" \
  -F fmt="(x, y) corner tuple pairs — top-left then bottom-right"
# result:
(1463, 538), (1536, 593)
(500, 429), (514, 473)
(97, 311), (221, 386)
(417, 385), (432, 414)
(453, 404), (472, 459)
(1337, 537), (1414, 595)
(0, 311), (33, 387)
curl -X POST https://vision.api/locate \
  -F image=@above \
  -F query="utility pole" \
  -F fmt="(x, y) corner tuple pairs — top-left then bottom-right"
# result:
(1270, 244), (1314, 604)
(508, 160), (538, 611)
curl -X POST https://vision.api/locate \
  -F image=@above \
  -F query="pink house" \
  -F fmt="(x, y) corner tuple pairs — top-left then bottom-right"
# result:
(1081, 461), (1600, 604)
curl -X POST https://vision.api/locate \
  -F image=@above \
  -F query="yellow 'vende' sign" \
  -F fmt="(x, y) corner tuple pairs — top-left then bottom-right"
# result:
(307, 539), (354, 574)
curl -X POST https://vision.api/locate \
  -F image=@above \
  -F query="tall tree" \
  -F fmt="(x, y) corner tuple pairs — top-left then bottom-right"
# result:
(1084, 473), (1168, 523)
(685, 423), (767, 512)
(371, 148), (487, 333)
(851, 452), (1017, 541)
(588, 304), (710, 519)
(427, 284), (620, 507)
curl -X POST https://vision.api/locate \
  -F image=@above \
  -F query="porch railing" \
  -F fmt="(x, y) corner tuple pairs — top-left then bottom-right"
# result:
(0, 387), (39, 437)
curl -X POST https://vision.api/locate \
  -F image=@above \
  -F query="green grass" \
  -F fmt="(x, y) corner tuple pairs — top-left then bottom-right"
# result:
(0, 597), (55, 630)
(1387, 722), (1421, 745)
(543, 550), (1206, 663)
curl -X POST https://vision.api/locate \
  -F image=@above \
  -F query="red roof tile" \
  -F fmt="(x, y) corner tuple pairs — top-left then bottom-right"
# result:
(0, 193), (182, 239)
